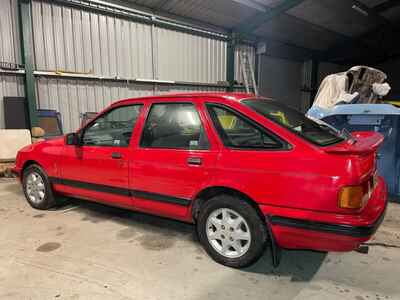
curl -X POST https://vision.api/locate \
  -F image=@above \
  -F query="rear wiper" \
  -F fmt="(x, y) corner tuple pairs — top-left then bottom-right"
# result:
(340, 128), (357, 144)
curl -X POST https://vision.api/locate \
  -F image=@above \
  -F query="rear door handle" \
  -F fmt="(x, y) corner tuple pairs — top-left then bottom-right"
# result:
(188, 157), (202, 166)
(111, 152), (123, 159)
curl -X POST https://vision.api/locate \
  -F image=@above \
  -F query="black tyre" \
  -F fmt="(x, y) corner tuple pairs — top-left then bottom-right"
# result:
(197, 194), (268, 268)
(22, 164), (56, 210)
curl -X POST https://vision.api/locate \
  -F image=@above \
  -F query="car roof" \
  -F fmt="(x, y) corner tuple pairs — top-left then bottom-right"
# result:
(112, 92), (259, 106)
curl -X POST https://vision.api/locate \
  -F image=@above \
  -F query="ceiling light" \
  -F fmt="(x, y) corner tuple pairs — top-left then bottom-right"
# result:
(352, 4), (369, 17)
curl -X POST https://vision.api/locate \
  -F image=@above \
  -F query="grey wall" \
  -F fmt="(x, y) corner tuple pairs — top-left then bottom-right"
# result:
(1, 0), (256, 132)
(258, 56), (302, 110)
(317, 62), (349, 86)
(378, 59), (400, 100)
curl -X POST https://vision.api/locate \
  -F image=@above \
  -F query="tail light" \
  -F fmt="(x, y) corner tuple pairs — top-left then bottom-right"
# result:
(339, 186), (365, 209)
(339, 173), (377, 209)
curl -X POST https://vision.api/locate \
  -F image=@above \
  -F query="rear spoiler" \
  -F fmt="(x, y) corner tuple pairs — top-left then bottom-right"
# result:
(323, 131), (384, 155)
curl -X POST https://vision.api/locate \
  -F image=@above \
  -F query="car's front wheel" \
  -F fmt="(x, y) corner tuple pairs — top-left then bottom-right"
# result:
(197, 195), (268, 268)
(22, 165), (56, 210)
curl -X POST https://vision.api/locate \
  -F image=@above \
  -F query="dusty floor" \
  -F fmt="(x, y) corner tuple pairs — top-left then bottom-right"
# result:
(0, 178), (400, 300)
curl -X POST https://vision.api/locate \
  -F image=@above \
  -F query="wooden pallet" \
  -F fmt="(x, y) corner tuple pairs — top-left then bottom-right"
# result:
(0, 162), (16, 177)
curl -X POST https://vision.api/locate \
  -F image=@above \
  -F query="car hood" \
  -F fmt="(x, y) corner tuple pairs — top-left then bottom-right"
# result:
(19, 136), (65, 153)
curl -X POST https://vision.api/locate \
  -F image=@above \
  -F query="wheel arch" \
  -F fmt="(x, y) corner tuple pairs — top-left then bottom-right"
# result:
(191, 186), (265, 222)
(21, 160), (43, 176)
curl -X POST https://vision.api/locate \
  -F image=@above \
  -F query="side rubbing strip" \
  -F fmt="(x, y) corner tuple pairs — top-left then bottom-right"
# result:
(50, 177), (130, 196)
(50, 177), (190, 207)
(132, 190), (191, 206)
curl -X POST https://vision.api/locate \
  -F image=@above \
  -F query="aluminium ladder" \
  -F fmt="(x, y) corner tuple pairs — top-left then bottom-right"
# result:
(239, 51), (258, 96)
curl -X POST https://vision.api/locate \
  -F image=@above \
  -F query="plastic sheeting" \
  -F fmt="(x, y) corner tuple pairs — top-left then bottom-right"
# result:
(311, 66), (389, 110)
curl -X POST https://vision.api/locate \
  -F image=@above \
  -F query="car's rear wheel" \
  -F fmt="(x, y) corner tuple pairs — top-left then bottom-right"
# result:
(22, 165), (56, 210)
(197, 194), (268, 268)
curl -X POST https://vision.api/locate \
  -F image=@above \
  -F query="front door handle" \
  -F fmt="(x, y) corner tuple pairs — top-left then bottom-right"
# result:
(111, 152), (122, 159)
(188, 157), (202, 166)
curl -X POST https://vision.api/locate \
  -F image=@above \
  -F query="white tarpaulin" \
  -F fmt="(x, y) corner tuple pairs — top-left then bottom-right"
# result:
(312, 66), (390, 109)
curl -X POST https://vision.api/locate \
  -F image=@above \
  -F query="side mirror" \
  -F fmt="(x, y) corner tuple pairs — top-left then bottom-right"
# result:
(65, 133), (80, 146)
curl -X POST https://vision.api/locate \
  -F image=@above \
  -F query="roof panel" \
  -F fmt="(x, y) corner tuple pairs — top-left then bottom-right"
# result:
(255, 14), (342, 50)
(160, 0), (257, 28)
(127, 0), (166, 9)
(382, 5), (400, 21)
(358, 0), (387, 8)
(287, 0), (378, 37)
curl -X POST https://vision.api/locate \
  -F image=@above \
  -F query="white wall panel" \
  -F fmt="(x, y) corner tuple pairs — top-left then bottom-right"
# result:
(153, 27), (226, 83)
(36, 78), (155, 132)
(36, 77), (226, 132)
(0, 0), (21, 65)
(31, 0), (154, 78)
(0, 75), (25, 129)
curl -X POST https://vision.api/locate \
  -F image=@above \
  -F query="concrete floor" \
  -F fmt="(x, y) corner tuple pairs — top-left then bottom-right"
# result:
(0, 178), (400, 300)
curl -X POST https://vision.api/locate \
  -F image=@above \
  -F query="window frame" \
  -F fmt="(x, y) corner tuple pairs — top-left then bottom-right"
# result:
(139, 102), (210, 150)
(206, 103), (291, 151)
(79, 104), (143, 148)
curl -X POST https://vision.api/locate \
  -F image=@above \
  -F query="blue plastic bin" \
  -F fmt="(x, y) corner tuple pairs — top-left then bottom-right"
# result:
(308, 104), (400, 198)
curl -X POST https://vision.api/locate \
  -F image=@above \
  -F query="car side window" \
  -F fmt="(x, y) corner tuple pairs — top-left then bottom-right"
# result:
(207, 104), (282, 149)
(82, 105), (142, 147)
(140, 103), (209, 150)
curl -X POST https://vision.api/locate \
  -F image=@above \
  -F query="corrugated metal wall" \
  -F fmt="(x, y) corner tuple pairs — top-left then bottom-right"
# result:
(0, 0), (21, 65)
(36, 78), (225, 132)
(28, 0), (228, 132)
(0, 0), (24, 129)
(30, 0), (227, 83)
(156, 27), (226, 83)
(31, 1), (154, 79)
(1, 0), (249, 132)
(35, 78), (155, 132)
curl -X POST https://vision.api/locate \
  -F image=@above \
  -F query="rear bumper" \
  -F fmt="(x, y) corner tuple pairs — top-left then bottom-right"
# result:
(261, 176), (388, 252)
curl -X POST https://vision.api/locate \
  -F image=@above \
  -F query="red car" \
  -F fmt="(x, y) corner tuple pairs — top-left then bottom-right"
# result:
(14, 93), (387, 268)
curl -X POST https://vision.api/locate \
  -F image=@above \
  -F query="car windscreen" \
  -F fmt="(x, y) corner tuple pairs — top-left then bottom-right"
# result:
(242, 98), (344, 146)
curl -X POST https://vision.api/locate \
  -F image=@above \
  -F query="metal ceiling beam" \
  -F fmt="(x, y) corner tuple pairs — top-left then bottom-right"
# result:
(374, 0), (400, 13)
(231, 0), (266, 12)
(351, 0), (391, 26)
(234, 0), (305, 34)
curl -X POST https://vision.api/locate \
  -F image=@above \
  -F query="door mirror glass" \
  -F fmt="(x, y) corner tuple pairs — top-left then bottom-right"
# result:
(66, 133), (80, 146)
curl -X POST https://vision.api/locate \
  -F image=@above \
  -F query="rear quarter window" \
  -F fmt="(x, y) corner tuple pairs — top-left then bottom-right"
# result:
(242, 99), (344, 146)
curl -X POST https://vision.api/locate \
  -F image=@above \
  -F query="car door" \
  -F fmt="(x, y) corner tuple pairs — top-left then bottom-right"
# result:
(58, 104), (143, 208)
(130, 100), (219, 220)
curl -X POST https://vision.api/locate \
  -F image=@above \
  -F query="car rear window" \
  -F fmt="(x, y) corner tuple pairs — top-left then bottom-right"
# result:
(242, 98), (344, 146)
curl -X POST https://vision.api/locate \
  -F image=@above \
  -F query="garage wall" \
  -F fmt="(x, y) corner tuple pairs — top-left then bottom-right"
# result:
(1, 0), (253, 132)
(258, 56), (302, 110)
(378, 59), (400, 100)
(0, 0), (25, 129)
(318, 62), (349, 86)
(0, 75), (25, 129)
(27, 0), (229, 132)
(36, 78), (224, 133)
(30, 0), (227, 84)
(0, 0), (21, 65)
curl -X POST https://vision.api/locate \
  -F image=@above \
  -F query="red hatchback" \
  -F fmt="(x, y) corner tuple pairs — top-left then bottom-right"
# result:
(15, 93), (387, 268)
